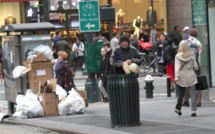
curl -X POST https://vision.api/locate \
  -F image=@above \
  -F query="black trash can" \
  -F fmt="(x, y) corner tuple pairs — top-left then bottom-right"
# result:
(107, 74), (141, 127)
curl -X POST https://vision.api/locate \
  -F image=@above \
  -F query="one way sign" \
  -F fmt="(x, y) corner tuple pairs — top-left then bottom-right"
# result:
(79, 1), (100, 32)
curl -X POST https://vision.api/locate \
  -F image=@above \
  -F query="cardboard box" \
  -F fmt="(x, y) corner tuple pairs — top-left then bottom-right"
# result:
(28, 62), (53, 92)
(76, 90), (88, 107)
(39, 93), (58, 116)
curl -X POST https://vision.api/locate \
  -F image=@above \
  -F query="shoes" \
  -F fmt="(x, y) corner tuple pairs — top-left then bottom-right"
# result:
(182, 102), (190, 107)
(191, 112), (197, 117)
(174, 109), (182, 116)
(197, 104), (201, 107)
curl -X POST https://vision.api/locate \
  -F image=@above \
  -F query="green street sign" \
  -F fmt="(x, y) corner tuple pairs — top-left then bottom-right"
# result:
(78, 1), (100, 32)
(191, 0), (207, 25)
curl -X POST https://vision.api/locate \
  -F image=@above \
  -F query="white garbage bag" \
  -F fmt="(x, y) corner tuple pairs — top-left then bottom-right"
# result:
(12, 66), (28, 79)
(58, 88), (85, 115)
(13, 111), (27, 119)
(15, 94), (44, 118)
(56, 84), (67, 100)
(33, 44), (54, 61)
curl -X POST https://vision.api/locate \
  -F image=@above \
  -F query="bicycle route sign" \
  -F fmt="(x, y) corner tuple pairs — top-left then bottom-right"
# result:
(78, 1), (100, 32)
(191, 0), (207, 25)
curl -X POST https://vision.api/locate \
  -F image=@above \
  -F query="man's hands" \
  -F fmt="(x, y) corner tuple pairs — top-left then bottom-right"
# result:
(126, 60), (132, 65)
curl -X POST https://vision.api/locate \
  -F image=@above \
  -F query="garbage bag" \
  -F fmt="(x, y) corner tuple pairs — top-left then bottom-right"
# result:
(56, 84), (67, 100)
(12, 66), (28, 79)
(58, 88), (85, 115)
(15, 94), (44, 118)
(13, 111), (27, 119)
(33, 45), (54, 61)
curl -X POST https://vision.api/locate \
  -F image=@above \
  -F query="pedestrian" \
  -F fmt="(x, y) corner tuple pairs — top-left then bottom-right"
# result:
(72, 37), (85, 72)
(183, 28), (202, 107)
(103, 42), (113, 89)
(169, 25), (183, 46)
(56, 51), (75, 94)
(55, 31), (71, 57)
(93, 32), (109, 43)
(163, 38), (176, 91)
(130, 34), (140, 51)
(183, 26), (190, 39)
(156, 33), (168, 76)
(110, 32), (119, 52)
(174, 40), (198, 117)
(97, 48), (108, 102)
(110, 35), (142, 74)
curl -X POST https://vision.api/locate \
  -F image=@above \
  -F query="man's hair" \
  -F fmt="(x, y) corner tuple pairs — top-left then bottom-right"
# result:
(188, 28), (198, 38)
(174, 25), (179, 30)
(103, 42), (110, 48)
(113, 32), (118, 37)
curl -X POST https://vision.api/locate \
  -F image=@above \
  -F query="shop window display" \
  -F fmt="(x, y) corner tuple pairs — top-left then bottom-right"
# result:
(109, 0), (166, 42)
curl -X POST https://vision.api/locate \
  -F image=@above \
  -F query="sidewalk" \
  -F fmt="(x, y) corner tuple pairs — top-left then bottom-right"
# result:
(3, 96), (215, 134)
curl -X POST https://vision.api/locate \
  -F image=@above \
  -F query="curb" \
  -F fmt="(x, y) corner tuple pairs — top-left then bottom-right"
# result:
(3, 118), (86, 134)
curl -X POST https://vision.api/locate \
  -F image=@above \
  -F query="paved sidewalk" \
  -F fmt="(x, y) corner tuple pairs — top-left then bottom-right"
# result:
(3, 97), (215, 134)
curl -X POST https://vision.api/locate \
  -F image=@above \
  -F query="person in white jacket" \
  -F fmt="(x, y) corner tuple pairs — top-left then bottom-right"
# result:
(72, 37), (85, 72)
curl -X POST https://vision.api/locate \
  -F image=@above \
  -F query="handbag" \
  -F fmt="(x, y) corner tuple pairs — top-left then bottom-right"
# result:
(196, 75), (208, 90)
(139, 40), (153, 50)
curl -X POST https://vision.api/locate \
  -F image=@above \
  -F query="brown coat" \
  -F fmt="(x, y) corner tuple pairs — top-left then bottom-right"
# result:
(57, 60), (73, 89)
(175, 53), (198, 87)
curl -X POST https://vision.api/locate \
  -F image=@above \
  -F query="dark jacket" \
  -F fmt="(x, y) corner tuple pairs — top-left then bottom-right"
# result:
(139, 33), (149, 42)
(57, 60), (73, 89)
(110, 46), (142, 74)
(169, 31), (182, 46)
(131, 39), (140, 51)
(163, 44), (176, 64)
(55, 40), (71, 57)
(156, 40), (168, 57)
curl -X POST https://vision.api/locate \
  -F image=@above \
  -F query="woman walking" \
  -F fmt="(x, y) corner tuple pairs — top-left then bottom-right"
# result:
(174, 40), (198, 117)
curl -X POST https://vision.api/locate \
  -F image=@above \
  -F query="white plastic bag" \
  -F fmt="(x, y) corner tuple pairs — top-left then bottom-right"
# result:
(58, 88), (85, 115)
(33, 44), (54, 61)
(56, 84), (67, 100)
(13, 111), (27, 118)
(12, 66), (28, 78)
(16, 94), (44, 118)
(25, 89), (35, 95)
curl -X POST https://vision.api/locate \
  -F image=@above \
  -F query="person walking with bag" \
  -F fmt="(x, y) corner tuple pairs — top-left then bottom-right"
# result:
(174, 40), (199, 117)
(97, 48), (109, 102)
(72, 37), (85, 72)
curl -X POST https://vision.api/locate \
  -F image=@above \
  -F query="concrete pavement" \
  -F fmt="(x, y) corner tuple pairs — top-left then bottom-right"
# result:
(1, 70), (215, 134)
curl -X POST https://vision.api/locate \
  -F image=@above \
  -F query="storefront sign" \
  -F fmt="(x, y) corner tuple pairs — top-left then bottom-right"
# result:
(79, 1), (100, 32)
(192, 0), (207, 25)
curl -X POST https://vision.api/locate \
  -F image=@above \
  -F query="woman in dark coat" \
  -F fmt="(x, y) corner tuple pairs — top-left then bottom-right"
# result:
(56, 51), (74, 93)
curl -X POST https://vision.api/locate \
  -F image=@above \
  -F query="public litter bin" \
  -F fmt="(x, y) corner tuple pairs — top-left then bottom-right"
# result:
(107, 74), (141, 127)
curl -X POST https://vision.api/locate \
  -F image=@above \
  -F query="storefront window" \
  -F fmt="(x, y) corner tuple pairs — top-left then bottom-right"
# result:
(110, 0), (167, 41)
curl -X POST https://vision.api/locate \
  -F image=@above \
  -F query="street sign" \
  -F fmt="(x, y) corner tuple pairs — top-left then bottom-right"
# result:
(191, 0), (207, 25)
(78, 1), (100, 32)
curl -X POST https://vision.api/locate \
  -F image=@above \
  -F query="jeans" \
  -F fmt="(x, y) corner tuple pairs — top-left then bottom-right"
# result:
(176, 85), (197, 111)
(73, 56), (84, 72)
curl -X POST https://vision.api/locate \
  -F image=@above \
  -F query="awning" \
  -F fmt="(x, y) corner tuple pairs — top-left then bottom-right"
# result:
(0, 22), (55, 32)
(0, 0), (37, 2)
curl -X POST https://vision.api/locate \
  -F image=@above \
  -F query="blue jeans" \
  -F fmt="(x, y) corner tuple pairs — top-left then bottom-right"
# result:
(176, 85), (197, 111)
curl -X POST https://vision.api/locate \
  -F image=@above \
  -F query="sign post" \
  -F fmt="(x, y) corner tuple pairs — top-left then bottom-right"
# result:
(79, 1), (101, 103)
(79, 1), (100, 32)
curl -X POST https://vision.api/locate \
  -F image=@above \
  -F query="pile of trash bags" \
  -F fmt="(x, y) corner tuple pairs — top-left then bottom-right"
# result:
(13, 85), (86, 118)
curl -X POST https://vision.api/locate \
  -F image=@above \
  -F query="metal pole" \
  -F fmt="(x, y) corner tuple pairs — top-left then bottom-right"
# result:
(167, 77), (171, 97)
(43, 0), (49, 22)
(84, 0), (101, 103)
(150, 0), (154, 29)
